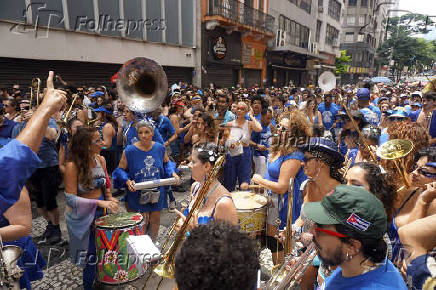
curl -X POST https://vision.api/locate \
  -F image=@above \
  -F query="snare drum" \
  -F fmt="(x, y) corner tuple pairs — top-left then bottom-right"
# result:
(231, 191), (268, 232)
(95, 212), (145, 284)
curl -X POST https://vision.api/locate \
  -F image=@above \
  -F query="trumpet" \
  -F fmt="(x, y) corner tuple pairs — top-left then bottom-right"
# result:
(58, 94), (79, 128)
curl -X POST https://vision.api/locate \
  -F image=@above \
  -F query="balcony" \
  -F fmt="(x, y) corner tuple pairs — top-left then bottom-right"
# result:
(206, 0), (275, 35)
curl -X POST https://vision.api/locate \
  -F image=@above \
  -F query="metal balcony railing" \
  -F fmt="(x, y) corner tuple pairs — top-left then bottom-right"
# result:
(207, 0), (275, 33)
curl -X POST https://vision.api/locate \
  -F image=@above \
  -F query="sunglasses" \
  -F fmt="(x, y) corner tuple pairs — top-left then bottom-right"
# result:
(303, 155), (316, 163)
(417, 167), (436, 178)
(315, 227), (349, 238)
(237, 106), (247, 111)
(21, 106), (30, 111)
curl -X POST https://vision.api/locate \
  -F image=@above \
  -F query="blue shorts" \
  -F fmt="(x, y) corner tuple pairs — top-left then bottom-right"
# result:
(223, 146), (252, 192)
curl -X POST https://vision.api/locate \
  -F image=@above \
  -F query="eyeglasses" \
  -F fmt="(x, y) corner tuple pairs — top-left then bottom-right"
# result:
(3, 104), (9, 108)
(315, 227), (349, 238)
(417, 167), (436, 178)
(303, 156), (316, 163)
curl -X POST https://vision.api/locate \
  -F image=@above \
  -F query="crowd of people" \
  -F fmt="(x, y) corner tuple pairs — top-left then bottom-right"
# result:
(0, 70), (436, 290)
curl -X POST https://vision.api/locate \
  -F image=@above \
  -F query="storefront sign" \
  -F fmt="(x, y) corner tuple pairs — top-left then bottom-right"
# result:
(212, 37), (227, 60)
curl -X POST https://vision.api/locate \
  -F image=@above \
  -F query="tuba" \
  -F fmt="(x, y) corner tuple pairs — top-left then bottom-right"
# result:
(30, 78), (41, 108)
(116, 57), (168, 114)
(377, 139), (414, 188)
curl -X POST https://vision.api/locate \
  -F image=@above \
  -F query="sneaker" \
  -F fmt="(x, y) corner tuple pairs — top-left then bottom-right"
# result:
(168, 201), (176, 211)
(47, 225), (62, 245)
(43, 222), (53, 238)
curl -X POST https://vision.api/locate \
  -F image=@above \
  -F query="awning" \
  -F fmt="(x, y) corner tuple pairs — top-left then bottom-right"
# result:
(271, 64), (306, 71)
(272, 46), (328, 60)
(345, 65), (369, 74)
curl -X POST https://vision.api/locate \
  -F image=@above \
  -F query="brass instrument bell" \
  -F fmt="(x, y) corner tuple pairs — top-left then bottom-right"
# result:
(116, 57), (167, 114)
(377, 139), (414, 188)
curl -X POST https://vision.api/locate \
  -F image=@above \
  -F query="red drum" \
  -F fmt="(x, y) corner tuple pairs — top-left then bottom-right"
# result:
(95, 212), (145, 284)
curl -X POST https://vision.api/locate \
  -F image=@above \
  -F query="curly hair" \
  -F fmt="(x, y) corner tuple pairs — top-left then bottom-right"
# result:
(67, 126), (98, 188)
(271, 110), (312, 156)
(384, 120), (429, 186)
(309, 150), (344, 183)
(353, 162), (396, 222)
(175, 221), (259, 290)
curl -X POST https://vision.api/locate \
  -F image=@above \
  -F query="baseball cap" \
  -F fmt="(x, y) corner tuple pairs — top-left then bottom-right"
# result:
(356, 88), (370, 100)
(411, 91), (422, 98)
(303, 185), (387, 239)
(93, 106), (112, 114)
(90, 91), (105, 98)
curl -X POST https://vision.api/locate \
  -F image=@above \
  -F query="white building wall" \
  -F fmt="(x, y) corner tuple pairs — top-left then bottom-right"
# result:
(0, 22), (196, 67)
(317, 0), (344, 56)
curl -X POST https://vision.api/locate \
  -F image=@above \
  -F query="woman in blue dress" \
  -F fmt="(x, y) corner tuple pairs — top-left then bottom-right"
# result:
(0, 186), (46, 289)
(116, 120), (179, 242)
(251, 110), (312, 265)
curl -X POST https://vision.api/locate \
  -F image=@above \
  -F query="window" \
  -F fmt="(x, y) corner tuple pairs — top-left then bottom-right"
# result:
(328, 0), (341, 21)
(316, 20), (322, 42)
(278, 14), (310, 49)
(318, 0), (323, 7)
(357, 33), (364, 42)
(349, 0), (357, 6)
(361, 0), (367, 7)
(359, 15), (365, 26)
(347, 15), (355, 25)
(355, 52), (363, 62)
(345, 32), (354, 42)
(300, 0), (312, 14)
(325, 24), (339, 46)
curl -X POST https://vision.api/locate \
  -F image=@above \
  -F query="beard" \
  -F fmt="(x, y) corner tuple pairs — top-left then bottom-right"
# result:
(314, 237), (345, 267)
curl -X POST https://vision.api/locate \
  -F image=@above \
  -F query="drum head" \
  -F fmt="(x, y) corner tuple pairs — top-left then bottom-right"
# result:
(231, 191), (267, 210)
(95, 212), (143, 229)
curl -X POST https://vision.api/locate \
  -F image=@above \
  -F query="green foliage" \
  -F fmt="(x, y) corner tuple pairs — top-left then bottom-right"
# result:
(335, 50), (351, 76)
(376, 13), (436, 81)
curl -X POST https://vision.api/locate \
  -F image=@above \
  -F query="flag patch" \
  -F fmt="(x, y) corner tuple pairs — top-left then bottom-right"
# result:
(346, 213), (370, 231)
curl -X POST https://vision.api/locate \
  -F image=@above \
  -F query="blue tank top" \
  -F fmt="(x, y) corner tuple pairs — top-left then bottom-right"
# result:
(99, 122), (117, 151)
(264, 150), (306, 230)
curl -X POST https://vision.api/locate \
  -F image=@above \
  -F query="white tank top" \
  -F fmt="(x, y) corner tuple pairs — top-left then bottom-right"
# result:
(229, 120), (250, 145)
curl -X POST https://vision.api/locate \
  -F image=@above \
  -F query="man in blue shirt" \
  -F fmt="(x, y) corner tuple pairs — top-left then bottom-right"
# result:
(0, 104), (18, 147)
(357, 88), (381, 126)
(318, 94), (339, 131)
(304, 185), (407, 290)
(0, 71), (66, 215)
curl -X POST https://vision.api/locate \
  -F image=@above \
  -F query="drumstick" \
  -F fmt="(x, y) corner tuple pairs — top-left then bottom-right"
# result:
(248, 185), (263, 189)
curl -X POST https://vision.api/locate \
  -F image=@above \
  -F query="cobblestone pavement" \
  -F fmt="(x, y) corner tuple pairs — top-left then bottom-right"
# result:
(29, 182), (275, 289)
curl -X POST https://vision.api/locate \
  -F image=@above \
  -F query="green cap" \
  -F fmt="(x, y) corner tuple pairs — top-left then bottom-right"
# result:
(303, 185), (387, 239)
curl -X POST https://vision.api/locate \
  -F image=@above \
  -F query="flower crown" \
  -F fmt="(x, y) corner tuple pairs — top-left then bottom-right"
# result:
(197, 147), (218, 162)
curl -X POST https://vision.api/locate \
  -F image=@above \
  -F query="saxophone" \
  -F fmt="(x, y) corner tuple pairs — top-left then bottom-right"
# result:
(143, 155), (226, 289)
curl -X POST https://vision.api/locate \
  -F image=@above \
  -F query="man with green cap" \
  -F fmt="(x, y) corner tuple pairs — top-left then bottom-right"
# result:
(304, 185), (407, 289)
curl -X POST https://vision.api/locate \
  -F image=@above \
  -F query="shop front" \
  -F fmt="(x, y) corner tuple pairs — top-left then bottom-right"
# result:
(241, 35), (267, 88)
(201, 26), (242, 88)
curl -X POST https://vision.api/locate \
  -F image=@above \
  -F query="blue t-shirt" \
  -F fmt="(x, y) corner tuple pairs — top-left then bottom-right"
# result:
(0, 117), (18, 147)
(360, 105), (381, 126)
(156, 115), (175, 143)
(0, 139), (41, 214)
(323, 259), (407, 289)
(37, 118), (58, 168)
(214, 110), (236, 125)
(318, 103), (339, 130)
(251, 123), (272, 157)
(428, 109), (436, 140)
(406, 253), (436, 290)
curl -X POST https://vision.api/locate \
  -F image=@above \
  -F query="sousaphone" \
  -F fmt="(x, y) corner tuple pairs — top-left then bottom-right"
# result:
(116, 57), (168, 113)
(318, 71), (336, 93)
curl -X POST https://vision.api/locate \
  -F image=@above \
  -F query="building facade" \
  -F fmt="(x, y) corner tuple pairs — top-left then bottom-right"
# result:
(0, 0), (199, 87)
(201, 0), (275, 88)
(267, 0), (343, 87)
(340, 0), (389, 83)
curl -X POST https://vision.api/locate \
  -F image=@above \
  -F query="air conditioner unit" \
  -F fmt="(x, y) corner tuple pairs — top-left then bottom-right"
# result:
(276, 29), (287, 47)
(318, 6), (324, 13)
